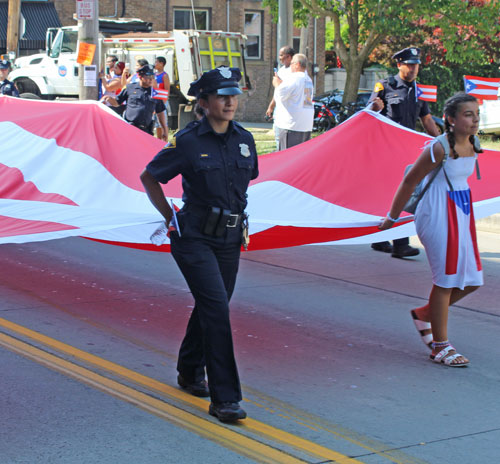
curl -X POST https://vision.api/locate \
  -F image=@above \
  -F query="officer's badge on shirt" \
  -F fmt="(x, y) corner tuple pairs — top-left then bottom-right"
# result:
(374, 82), (384, 92)
(239, 143), (250, 157)
(219, 67), (232, 79)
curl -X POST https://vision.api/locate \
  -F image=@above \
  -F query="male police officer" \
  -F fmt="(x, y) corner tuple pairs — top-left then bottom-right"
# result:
(140, 66), (258, 423)
(370, 47), (440, 259)
(103, 64), (167, 138)
(0, 60), (19, 97)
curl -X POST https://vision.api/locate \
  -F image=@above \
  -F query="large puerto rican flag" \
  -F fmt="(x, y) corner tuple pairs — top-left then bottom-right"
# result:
(1, 96), (500, 251)
(464, 75), (500, 100)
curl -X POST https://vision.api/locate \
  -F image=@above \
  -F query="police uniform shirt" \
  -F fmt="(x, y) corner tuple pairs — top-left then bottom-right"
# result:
(370, 74), (430, 130)
(117, 82), (166, 125)
(147, 116), (258, 217)
(0, 79), (19, 97)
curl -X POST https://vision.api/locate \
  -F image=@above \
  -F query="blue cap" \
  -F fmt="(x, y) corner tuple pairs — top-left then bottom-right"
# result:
(137, 64), (155, 76)
(188, 66), (242, 98)
(0, 59), (11, 70)
(392, 47), (421, 64)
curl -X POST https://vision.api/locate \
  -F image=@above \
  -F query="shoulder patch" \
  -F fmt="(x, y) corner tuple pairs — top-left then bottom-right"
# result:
(374, 82), (384, 93)
(164, 136), (176, 149)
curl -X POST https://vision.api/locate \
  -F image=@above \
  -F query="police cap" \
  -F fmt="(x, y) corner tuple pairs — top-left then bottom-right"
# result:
(188, 66), (242, 98)
(137, 64), (155, 76)
(392, 47), (421, 64)
(0, 59), (11, 70)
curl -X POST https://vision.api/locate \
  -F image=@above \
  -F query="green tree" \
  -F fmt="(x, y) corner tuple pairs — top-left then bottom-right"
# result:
(265, 0), (500, 103)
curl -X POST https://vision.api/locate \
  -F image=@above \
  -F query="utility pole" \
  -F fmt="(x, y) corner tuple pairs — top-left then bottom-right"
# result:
(6, 0), (21, 57)
(77, 0), (100, 100)
(277, 0), (293, 61)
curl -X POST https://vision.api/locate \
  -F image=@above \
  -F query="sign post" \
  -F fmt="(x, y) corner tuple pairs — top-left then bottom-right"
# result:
(77, 0), (99, 100)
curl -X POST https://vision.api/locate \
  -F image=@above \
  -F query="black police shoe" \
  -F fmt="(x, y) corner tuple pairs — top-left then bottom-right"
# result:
(371, 242), (393, 253)
(209, 402), (247, 423)
(392, 245), (420, 259)
(177, 374), (210, 397)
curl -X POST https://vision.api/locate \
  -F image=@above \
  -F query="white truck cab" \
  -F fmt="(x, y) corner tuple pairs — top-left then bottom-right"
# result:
(10, 26), (80, 98)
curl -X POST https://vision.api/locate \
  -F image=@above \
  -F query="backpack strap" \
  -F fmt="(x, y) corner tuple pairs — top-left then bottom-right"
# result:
(433, 134), (454, 191)
(436, 133), (481, 180)
(435, 133), (450, 162)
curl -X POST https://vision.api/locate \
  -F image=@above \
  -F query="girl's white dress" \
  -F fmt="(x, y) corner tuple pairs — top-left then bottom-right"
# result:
(415, 142), (483, 290)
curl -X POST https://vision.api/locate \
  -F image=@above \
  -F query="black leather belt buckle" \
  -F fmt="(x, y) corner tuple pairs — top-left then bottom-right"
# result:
(226, 214), (240, 228)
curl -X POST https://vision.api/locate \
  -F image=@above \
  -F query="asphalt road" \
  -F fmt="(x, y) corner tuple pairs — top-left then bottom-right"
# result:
(1, 231), (500, 464)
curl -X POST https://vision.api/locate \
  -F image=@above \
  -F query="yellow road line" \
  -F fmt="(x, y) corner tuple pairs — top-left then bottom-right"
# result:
(0, 317), (364, 463)
(0, 332), (305, 464)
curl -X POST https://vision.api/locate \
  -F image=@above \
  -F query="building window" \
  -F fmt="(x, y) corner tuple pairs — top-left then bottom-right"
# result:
(174, 9), (210, 30)
(244, 11), (262, 59)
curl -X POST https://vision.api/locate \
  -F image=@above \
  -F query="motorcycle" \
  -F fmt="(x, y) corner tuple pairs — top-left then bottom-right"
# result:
(313, 101), (340, 132)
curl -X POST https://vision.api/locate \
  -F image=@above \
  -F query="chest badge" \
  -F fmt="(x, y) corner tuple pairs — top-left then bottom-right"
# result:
(239, 143), (250, 157)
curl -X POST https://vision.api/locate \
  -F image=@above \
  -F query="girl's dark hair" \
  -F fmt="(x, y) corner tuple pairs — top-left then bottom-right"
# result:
(443, 92), (481, 159)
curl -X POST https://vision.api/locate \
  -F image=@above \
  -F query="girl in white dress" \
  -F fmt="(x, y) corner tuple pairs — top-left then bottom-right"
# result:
(379, 93), (482, 367)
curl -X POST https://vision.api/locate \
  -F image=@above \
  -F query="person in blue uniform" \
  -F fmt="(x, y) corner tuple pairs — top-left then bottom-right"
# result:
(103, 64), (167, 138)
(0, 60), (19, 97)
(140, 66), (258, 423)
(370, 47), (440, 259)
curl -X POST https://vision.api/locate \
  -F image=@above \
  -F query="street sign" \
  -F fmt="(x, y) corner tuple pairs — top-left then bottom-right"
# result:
(76, 0), (94, 20)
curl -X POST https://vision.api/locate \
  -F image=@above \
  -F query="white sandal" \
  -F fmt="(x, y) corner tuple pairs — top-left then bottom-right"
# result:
(430, 345), (469, 367)
(410, 310), (433, 349)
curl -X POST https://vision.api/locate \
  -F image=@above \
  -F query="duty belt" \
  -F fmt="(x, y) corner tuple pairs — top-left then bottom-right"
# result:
(185, 204), (244, 228)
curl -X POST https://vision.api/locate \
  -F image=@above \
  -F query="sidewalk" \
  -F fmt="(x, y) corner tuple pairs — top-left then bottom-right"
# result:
(477, 213), (500, 233)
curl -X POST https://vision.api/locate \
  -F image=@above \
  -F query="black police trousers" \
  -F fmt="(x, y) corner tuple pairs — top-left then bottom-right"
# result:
(170, 234), (242, 404)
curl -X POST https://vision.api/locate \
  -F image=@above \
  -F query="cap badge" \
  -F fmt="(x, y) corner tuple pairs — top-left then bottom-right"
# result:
(219, 66), (232, 79)
(411, 48), (418, 55)
(239, 143), (250, 157)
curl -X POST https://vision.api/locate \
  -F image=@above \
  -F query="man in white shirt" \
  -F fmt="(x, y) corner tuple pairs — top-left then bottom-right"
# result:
(273, 53), (314, 150)
(266, 46), (295, 150)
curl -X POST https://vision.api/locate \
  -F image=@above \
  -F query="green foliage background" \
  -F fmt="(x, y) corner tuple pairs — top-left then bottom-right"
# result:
(417, 63), (500, 115)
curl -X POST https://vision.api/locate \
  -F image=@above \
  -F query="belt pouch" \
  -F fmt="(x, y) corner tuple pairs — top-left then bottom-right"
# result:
(202, 207), (221, 236)
(214, 209), (231, 237)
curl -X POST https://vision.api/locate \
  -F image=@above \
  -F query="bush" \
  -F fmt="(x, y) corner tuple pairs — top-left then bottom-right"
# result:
(419, 62), (500, 114)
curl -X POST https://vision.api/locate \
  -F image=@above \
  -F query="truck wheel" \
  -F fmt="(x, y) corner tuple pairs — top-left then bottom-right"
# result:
(14, 79), (41, 97)
(19, 92), (42, 100)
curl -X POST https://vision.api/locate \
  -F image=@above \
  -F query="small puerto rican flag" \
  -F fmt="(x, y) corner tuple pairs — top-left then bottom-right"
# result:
(416, 84), (437, 102)
(464, 75), (500, 100)
(151, 88), (169, 100)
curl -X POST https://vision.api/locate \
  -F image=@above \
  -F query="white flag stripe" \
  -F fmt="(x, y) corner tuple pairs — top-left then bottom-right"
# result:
(0, 199), (158, 230)
(469, 89), (499, 96)
(0, 122), (153, 213)
(468, 79), (500, 88)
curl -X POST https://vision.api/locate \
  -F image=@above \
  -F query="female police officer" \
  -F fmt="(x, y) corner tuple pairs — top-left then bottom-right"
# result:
(140, 66), (258, 423)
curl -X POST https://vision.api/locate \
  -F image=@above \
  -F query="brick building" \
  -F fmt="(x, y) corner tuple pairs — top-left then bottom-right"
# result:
(52, 0), (325, 121)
